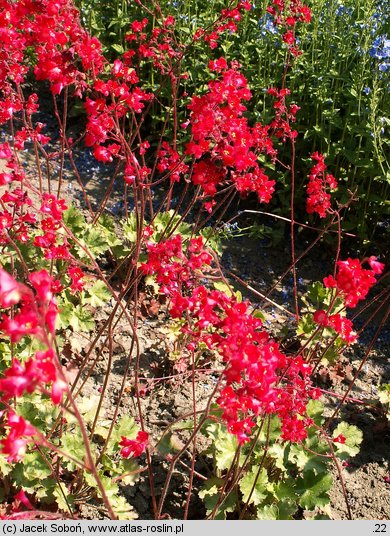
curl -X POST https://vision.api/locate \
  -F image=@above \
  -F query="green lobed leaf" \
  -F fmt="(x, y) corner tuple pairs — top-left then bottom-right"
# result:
(267, 443), (289, 473)
(110, 415), (139, 446)
(123, 213), (139, 244)
(289, 442), (328, 475)
(0, 454), (12, 477)
(276, 499), (299, 520)
(63, 205), (85, 235)
(377, 384), (390, 407)
(61, 429), (87, 469)
(17, 393), (59, 429)
(296, 470), (333, 510)
(52, 487), (76, 513)
(296, 314), (316, 337)
(306, 399), (325, 425)
(79, 226), (111, 259)
(332, 422), (363, 459)
(115, 458), (140, 486)
(68, 305), (95, 332)
(110, 494), (138, 520)
(204, 422), (242, 471)
(239, 467), (268, 506)
(199, 477), (237, 519)
(85, 279), (112, 308)
(256, 504), (278, 520)
(273, 481), (298, 503)
(257, 415), (282, 443)
(14, 451), (52, 483)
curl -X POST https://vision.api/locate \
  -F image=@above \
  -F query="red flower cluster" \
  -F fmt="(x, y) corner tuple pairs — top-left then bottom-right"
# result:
(324, 257), (384, 308)
(306, 152), (338, 218)
(0, 268), (59, 342)
(0, 268), (67, 461)
(157, 142), (189, 184)
(0, 412), (37, 463)
(313, 310), (357, 344)
(267, 87), (300, 142)
(186, 62), (276, 205)
(0, 0), (105, 103)
(119, 431), (149, 458)
(194, 2), (251, 50)
(0, 146), (86, 299)
(125, 15), (183, 73)
(0, 349), (66, 405)
(267, 0), (312, 56)
(0, 138), (75, 262)
(0, 268), (66, 404)
(140, 235), (213, 297)
(85, 83), (151, 163)
(313, 256), (384, 343)
(68, 265), (86, 294)
(141, 234), (320, 444)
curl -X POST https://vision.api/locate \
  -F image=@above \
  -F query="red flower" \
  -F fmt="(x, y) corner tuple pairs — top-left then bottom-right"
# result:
(0, 308), (41, 343)
(367, 256), (385, 275)
(333, 434), (346, 444)
(306, 152), (337, 218)
(313, 309), (328, 326)
(40, 194), (67, 221)
(282, 30), (295, 45)
(68, 265), (85, 294)
(29, 270), (53, 302)
(0, 348), (64, 405)
(324, 258), (382, 308)
(281, 416), (307, 443)
(119, 431), (149, 458)
(0, 413), (36, 463)
(0, 269), (31, 308)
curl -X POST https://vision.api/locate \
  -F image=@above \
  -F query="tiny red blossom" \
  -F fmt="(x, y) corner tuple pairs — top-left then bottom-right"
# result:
(119, 431), (149, 458)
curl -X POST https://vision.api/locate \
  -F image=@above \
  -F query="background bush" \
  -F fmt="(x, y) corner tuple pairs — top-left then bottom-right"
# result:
(75, 0), (389, 246)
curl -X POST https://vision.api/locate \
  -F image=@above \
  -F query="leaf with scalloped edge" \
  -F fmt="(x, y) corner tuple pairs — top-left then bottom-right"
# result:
(110, 415), (139, 445)
(16, 451), (52, 482)
(61, 429), (87, 470)
(332, 422), (363, 459)
(239, 467), (268, 506)
(204, 422), (242, 471)
(52, 487), (76, 513)
(267, 443), (289, 472)
(84, 280), (111, 308)
(111, 495), (138, 520)
(199, 477), (237, 519)
(306, 399), (325, 425)
(296, 470), (333, 510)
(276, 500), (298, 520)
(68, 305), (95, 332)
(63, 205), (85, 235)
(256, 504), (278, 519)
(0, 454), (12, 477)
(288, 443), (328, 474)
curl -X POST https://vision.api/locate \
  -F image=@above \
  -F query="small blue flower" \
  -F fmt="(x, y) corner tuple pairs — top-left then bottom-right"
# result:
(363, 87), (371, 95)
(258, 13), (278, 36)
(335, 5), (353, 16)
(369, 34), (390, 59)
(281, 288), (290, 299)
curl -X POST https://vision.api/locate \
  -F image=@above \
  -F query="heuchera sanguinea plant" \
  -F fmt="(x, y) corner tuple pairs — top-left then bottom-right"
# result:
(0, 0), (386, 520)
